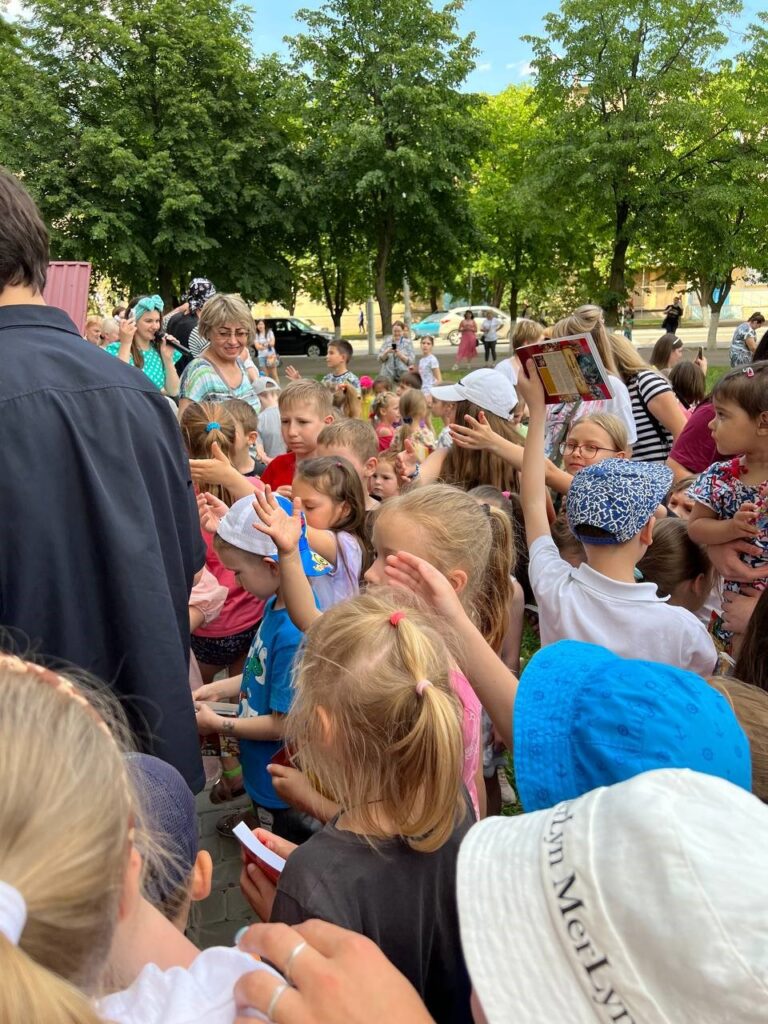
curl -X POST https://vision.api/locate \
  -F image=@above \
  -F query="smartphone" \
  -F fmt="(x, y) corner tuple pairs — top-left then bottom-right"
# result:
(391, 343), (397, 351)
(208, 700), (238, 717)
(697, 346), (703, 360)
(233, 821), (285, 884)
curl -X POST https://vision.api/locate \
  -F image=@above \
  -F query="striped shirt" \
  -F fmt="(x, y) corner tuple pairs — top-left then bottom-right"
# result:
(628, 370), (674, 461)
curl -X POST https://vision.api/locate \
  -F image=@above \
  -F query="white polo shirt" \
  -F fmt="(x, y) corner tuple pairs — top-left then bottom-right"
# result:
(529, 536), (717, 675)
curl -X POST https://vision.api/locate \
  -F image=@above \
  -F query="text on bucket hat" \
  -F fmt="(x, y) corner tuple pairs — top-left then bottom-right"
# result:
(566, 458), (672, 544)
(513, 640), (751, 813)
(457, 769), (768, 1024)
(429, 368), (517, 419)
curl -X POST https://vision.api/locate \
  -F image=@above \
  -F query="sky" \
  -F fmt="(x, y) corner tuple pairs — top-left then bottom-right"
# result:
(246, 0), (764, 95)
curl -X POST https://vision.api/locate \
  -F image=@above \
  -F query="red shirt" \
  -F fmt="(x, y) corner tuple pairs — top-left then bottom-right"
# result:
(669, 401), (718, 474)
(260, 451), (297, 490)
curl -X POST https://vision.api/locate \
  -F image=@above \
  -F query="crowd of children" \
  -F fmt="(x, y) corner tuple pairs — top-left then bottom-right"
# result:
(5, 283), (768, 1024)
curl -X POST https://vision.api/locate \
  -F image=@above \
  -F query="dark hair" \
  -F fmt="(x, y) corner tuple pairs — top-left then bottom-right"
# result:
(669, 361), (706, 409)
(112, 305), (127, 318)
(650, 332), (683, 370)
(734, 587), (768, 693)
(0, 169), (49, 294)
(399, 371), (423, 390)
(748, 312), (766, 325)
(329, 339), (353, 363)
(712, 360), (768, 418)
(753, 329), (768, 363)
(295, 455), (370, 568)
(637, 517), (714, 599)
(464, 309), (474, 319)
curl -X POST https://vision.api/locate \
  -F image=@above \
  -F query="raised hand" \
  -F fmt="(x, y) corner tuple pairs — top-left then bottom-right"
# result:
(285, 365), (302, 382)
(197, 490), (228, 533)
(515, 357), (546, 413)
(117, 317), (136, 351)
(383, 550), (466, 624)
(190, 440), (238, 487)
(252, 488), (303, 554)
(395, 438), (418, 482)
(449, 408), (499, 450)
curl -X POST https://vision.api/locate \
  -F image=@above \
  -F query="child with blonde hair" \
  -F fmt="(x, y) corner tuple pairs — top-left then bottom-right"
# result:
(372, 391), (400, 451)
(0, 654), (278, 1024)
(391, 388), (436, 458)
(249, 590), (474, 1023)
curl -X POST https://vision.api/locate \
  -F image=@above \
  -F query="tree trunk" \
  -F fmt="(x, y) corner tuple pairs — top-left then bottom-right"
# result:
(492, 277), (505, 309)
(509, 282), (519, 321)
(605, 237), (629, 326)
(706, 308), (721, 351)
(157, 264), (174, 309)
(375, 220), (394, 336)
(429, 285), (439, 313)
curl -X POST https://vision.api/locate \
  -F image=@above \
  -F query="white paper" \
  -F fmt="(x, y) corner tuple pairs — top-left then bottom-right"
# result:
(232, 821), (286, 874)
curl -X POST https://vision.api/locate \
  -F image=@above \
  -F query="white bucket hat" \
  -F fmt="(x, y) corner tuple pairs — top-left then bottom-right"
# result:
(457, 768), (768, 1024)
(430, 368), (517, 419)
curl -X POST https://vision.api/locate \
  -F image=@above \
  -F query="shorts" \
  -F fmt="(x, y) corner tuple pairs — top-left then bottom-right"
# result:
(191, 623), (260, 667)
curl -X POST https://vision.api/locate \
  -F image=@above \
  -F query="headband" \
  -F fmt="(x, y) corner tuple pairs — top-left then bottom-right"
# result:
(132, 295), (164, 321)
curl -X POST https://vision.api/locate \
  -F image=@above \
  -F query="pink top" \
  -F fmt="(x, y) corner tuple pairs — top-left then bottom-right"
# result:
(450, 668), (481, 819)
(189, 566), (228, 628)
(193, 531), (264, 638)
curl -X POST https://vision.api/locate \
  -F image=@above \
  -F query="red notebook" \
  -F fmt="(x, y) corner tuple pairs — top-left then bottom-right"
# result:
(233, 821), (286, 885)
(518, 333), (614, 404)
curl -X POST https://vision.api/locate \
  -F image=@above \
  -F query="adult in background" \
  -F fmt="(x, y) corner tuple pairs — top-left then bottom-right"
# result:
(454, 309), (478, 370)
(83, 314), (102, 345)
(106, 295), (182, 395)
(730, 311), (766, 367)
(178, 293), (261, 413)
(165, 276), (216, 371)
(661, 294), (684, 333)
(378, 320), (414, 384)
(0, 169), (205, 790)
(100, 316), (120, 346)
(480, 309), (502, 365)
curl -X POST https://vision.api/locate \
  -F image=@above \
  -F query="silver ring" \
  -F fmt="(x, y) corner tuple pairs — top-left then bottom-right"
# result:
(284, 939), (307, 986)
(267, 981), (289, 1023)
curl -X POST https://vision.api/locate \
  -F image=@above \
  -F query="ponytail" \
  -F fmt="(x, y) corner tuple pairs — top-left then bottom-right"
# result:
(289, 590), (465, 852)
(179, 401), (238, 504)
(1, 935), (105, 1024)
(475, 506), (517, 653)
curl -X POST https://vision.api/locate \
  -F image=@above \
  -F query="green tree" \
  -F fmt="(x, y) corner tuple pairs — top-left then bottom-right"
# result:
(526, 0), (742, 322)
(654, 57), (768, 348)
(3, 0), (292, 302)
(291, 0), (480, 333)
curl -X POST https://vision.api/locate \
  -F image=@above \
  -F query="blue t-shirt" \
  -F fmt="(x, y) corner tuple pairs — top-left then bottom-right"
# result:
(237, 597), (303, 808)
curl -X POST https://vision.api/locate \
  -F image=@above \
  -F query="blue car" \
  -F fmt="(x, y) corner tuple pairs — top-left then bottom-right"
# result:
(411, 311), (452, 338)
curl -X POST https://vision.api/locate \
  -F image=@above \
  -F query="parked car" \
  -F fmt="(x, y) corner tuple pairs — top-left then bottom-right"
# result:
(261, 317), (331, 358)
(411, 306), (511, 346)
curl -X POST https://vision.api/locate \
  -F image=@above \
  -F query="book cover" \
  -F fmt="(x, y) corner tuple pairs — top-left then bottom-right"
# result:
(517, 333), (615, 405)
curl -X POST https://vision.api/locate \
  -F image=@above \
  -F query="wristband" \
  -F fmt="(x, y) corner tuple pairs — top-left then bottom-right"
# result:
(408, 464), (420, 480)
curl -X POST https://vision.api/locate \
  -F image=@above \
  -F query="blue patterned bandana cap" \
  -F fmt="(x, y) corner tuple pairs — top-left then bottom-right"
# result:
(566, 458), (672, 544)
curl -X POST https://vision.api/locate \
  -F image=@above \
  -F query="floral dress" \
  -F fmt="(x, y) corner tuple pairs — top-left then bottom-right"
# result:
(689, 457), (768, 649)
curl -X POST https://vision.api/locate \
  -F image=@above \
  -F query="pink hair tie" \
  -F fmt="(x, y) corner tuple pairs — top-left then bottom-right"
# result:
(389, 611), (406, 627)
(501, 491), (511, 499)
(743, 366), (755, 377)
(416, 679), (433, 696)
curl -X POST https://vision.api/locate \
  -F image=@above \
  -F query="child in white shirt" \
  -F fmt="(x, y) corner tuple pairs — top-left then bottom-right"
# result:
(417, 335), (441, 404)
(517, 362), (717, 675)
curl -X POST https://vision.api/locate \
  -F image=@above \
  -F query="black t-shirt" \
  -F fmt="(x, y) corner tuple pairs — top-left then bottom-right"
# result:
(0, 305), (206, 791)
(272, 802), (474, 1024)
(166, 311), (198, 374)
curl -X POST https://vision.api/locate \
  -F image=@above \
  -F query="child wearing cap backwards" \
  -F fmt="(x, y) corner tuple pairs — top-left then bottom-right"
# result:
(516, 362), (717, 674)
(193, 495), (322, 842)
(687, 362), (768, 651)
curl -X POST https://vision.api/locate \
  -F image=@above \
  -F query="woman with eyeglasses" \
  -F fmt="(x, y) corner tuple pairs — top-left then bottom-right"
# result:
(178, 294), (261, 414)
(106, 295), (183, 396)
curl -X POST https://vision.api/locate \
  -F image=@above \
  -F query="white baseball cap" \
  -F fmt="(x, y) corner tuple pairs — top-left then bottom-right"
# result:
(457, 769), (768, 1024)
(252, 376), (281, 395)
(430, 368), (517, 419)
(216, 495), (278, 558)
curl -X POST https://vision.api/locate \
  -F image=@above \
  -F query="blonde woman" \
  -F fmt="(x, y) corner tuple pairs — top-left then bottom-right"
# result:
(178, 294), (260, 413)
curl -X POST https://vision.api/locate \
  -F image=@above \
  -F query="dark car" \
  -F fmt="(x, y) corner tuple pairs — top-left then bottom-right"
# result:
(262, 317), (331, 358)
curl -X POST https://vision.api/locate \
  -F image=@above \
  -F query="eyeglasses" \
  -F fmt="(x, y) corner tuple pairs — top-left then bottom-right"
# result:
(559, 441), (620, 459)
(214, 328), (249, 341)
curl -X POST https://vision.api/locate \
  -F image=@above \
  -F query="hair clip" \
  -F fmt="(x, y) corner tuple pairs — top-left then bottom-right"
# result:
(205, 421), (220, 432)
(743, 367), (755, 377)
(389, 611), (406, 627)
(416, 679), (433, 696)
(501, 491), (511, 500)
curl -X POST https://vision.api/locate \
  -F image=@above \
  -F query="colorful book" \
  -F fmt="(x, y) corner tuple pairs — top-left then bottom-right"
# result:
(517, 333), (615, 404)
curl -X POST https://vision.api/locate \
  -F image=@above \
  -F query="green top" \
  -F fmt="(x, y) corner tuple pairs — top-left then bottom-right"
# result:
(105, 342), (181, 390)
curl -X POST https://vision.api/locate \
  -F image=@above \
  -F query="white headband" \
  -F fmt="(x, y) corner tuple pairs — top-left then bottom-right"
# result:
(0, 881), (27, 945)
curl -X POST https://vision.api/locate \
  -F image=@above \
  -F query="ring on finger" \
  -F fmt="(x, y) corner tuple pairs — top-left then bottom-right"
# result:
(267, 981), (289, 1023)
(284, 939), (307, 986)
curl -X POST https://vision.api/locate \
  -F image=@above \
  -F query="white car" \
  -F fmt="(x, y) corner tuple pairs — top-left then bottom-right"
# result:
(413, 306), (511, 346)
